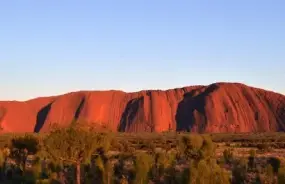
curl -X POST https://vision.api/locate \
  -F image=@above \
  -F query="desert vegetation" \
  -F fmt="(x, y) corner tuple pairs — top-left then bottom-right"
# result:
(0, 126), (285, 183)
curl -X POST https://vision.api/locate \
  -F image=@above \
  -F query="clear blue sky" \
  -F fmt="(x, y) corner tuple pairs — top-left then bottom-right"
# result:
(0, 0), (284, 100)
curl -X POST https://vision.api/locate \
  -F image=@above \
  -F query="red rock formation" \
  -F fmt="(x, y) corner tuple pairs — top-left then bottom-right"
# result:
(0, 82), (284, 133)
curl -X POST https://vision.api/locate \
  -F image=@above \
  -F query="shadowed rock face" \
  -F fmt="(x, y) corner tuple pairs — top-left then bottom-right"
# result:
(0, 82), (284, 133)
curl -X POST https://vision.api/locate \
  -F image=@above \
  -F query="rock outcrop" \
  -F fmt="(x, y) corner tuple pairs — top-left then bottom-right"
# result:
(0, 82), (284, 133)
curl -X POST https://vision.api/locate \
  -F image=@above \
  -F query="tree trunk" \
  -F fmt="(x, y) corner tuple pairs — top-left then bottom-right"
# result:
(76, 161), (81, 184)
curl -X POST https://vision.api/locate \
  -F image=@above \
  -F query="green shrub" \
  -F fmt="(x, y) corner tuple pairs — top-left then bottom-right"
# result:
(278, 167), (285, 184)
(120, 140), (133, 153)
(268, 157), (281, 174)
(265, 164), (274, 184)
(36, 179), (51, 184)
(152, 151), (176, 181)
(187, 159), (230, 184)
(249, 149), (256, 157)
(93, 155), (114, 184)
(94, 156), (104, 183)
(134, 152), (153, 184)
(103, 160), (114, 184)
(257, 143), (271, 151)
(223, 148), (233, 164)
(11, 134), (40, 154)
(178, 134), (215, 161)
(232, 158), (248, 184)
(110, 138), (123, 151)
(248, 149), (256, 170)
(178, 135), (202, 155)
(200, 135), (216, 159)
(0, 149), (4, 166)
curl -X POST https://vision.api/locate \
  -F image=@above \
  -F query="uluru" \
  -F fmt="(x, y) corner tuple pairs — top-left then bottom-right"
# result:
(0, 82), (284, 133)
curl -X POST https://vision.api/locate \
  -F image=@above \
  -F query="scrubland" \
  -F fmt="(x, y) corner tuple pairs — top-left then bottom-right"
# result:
(0, 127), (285, 184)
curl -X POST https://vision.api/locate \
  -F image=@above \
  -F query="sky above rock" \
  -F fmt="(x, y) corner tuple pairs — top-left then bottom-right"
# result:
(0, 0), (284, 100)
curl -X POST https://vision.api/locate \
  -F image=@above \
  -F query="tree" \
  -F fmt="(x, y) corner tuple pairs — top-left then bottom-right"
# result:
(43, 123), (110, 184)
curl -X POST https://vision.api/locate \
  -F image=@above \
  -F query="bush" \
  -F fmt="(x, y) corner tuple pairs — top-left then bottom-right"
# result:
(257, 143), (271, 151)
(178, 135), (203, 153)
(134, 152), (153, 184)
(93, 155), (114, 184)
(278, 167), (285, 184)
(200, 135), (216, 159)
(36, 179), (51, 184)
(111, 139), (124, 151)
(248, 149), (256, 170)
(187, 159), (230, 184)
(232, 158), (248, 184)
(223, 149), (233, 164)
(152, 151), (176, 181)
(114, 154), (133, 182)
(178, 135), (215, 161)
(268, 157), (281, 174)
(249, 149), (256, 157)
(264, 164), (274, 184)
(11, 134), (40, 154)
(120, 140), (134, 153)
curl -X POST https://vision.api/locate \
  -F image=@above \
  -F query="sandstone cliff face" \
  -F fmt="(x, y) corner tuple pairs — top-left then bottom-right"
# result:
(0, 83), (284, 133)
